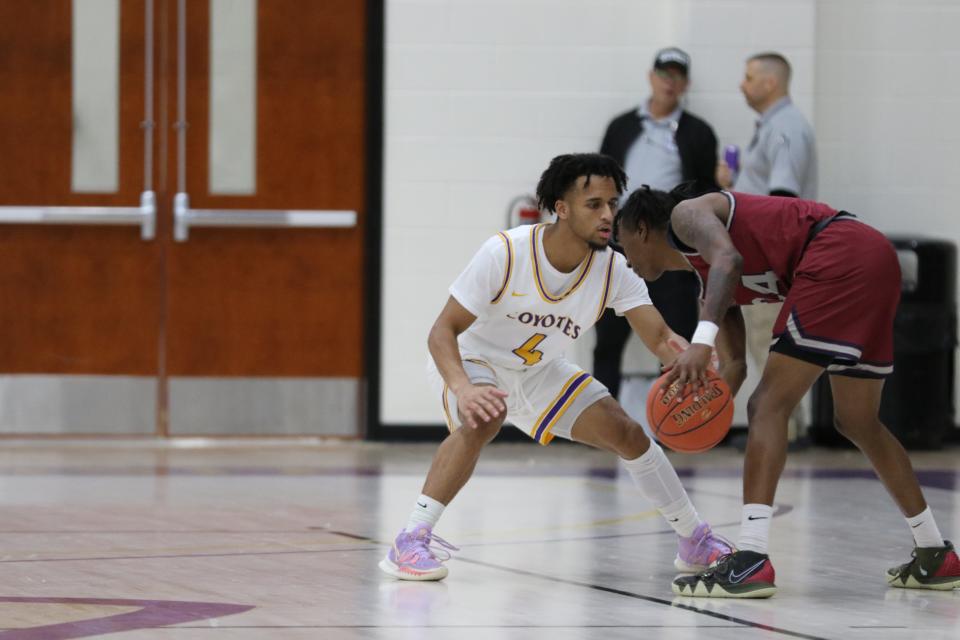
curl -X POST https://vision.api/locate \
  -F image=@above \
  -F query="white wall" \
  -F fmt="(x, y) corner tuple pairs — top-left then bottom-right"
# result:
(381, 0), (959, 425)
(815, 0), (960, 232)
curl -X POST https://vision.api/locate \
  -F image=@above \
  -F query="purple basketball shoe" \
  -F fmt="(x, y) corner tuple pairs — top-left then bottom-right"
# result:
(380, 524), (458, 581)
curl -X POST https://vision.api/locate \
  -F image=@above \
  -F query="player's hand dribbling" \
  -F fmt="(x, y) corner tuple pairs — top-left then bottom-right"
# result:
(663, 343), (714, 396)
(456, 384), (508, 429)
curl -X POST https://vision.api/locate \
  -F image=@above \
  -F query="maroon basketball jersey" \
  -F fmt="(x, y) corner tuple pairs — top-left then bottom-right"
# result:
(679, 192), (837, 305)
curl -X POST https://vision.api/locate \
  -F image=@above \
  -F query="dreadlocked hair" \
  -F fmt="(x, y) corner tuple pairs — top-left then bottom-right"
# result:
(615, 179), (723, 240)
(615, 185), (677, 240)
(535, 153), (627, 213)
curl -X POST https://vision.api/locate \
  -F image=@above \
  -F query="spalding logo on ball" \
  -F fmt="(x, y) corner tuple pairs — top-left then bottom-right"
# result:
(646, 370), (734, 453)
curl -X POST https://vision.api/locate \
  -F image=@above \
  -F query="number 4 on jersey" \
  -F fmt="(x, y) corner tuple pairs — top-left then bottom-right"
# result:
(512, 333), (546, 366)
(741, 270), (785, 303)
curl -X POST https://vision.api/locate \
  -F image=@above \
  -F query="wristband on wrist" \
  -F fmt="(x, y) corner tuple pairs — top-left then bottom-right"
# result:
(691, 321), (719, 347)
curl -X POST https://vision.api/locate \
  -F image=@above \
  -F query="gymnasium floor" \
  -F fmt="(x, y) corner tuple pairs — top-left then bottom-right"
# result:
(0, 439), (957, 639)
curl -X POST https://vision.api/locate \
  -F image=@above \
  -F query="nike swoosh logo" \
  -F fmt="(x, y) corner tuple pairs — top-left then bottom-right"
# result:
(911, 522), (924, 528)
(669, 518), (679, 522)
(747, 516), (768, 521)
(919, 565), (929, 576)
(417, 502), (428, 508)
(729, 559), (767, 583)
(511, 292), (527, 297)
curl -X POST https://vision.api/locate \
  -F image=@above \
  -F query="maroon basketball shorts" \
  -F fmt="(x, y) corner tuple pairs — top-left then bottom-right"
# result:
(771, 218), (900, 378)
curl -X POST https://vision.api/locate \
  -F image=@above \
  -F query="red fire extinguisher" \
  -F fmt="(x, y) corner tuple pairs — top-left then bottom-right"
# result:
(506, 194), (541, 227)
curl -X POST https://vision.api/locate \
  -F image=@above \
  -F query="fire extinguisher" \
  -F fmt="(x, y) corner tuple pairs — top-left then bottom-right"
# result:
(506, 194), (541, 228)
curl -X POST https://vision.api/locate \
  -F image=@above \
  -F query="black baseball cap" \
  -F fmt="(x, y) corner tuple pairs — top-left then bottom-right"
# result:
(653, 47), (690, 76)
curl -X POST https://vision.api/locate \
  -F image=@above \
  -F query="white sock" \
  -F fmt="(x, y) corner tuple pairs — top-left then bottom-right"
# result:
(621, 442), (702, 537)
(405, 494), (446, 532)
(738, 503), (773, 553)
(906, 506), (944, 548)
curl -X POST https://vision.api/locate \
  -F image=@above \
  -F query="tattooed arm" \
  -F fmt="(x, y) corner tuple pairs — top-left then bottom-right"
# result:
(664, 193), (743, 390)
(670, 193), (742, 325)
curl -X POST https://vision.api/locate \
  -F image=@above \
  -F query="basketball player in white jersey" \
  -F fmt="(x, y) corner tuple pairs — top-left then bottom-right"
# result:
(380, 154), (732, 582)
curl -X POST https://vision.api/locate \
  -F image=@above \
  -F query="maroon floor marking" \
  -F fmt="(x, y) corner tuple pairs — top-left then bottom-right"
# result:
(0, 597), (252, 639)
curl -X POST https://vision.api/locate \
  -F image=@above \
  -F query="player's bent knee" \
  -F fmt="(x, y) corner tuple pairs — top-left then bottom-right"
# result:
(746, 386), (790, 424)
(478, 419), (503, 443)
(457, 418), (502, 446)
(832, 413), (852, 438)
(573, 405), (643, 457)
(832, 410), (880, 442)
(832, 417), (871, 446)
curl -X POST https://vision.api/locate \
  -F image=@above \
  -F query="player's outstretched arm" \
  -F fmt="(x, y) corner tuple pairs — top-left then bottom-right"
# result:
(623, 304), (688, 366)
(665, 194), (742, 390)
(427, 296), (508, 429)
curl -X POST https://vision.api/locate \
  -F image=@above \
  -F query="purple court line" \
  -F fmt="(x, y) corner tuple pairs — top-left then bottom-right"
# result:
(0, 597), (252, 640)
(636, 467), (958, 491)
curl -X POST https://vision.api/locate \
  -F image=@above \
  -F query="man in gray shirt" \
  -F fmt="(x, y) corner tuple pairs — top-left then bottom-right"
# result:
(718, 52), (817, 442)
(720, 52), (817, 198)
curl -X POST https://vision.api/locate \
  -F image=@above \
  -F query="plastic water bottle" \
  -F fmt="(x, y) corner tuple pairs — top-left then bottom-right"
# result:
(724, 145), (740, 174)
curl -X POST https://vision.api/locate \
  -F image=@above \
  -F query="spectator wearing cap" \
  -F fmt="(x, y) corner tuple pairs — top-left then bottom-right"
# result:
(716, 52), (818, 443)
(594, 47), (719, 400)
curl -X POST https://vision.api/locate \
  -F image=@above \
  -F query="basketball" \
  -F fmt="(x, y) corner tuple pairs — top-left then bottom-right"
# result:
(646, 370), (734, 453)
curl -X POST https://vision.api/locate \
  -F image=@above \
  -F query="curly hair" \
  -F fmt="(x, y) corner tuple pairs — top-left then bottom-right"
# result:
(535, 153), (628, 213)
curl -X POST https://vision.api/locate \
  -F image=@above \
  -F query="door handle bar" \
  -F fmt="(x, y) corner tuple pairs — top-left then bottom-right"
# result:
(173, 193), (354, 241)
(0, 191), (156, 240)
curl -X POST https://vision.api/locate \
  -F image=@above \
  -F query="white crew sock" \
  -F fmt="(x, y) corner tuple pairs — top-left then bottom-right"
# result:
(906, 506), (945, 548)
(738, 503), (773, 553)
(621, 442), (702, 537)
(405, 494), (446, 532)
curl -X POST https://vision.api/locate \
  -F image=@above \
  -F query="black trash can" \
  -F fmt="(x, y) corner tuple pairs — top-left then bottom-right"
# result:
(809, 236), (957, 449)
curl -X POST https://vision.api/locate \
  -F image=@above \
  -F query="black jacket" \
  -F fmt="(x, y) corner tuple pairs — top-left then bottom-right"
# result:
(600, 107), (718, 187)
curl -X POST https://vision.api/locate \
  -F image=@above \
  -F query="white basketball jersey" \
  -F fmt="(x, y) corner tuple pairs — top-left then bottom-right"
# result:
(450, 223), (651, 371)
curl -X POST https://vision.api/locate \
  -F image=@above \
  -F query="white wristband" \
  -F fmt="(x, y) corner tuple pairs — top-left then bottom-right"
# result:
(691, 321), (719, 347)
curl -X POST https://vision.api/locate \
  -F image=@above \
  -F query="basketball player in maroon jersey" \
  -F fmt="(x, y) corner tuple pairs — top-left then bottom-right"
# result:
(615, 183), (960, 598)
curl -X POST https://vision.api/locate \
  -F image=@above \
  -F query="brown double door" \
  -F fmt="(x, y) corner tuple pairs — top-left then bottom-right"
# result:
(0, 0), (366, 436)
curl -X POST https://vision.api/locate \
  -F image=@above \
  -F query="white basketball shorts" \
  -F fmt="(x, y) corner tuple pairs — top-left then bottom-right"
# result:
(427, 356), (610, 445)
